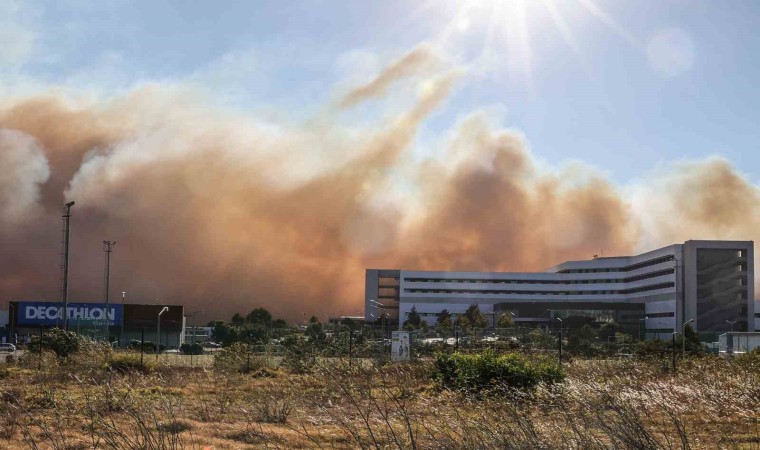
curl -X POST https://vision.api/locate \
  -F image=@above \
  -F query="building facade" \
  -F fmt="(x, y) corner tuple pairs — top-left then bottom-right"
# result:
(3, 301), (186, 347)
(365, 240), (759, 340)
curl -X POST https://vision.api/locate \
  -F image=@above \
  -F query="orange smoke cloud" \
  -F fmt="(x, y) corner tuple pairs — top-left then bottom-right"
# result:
(0, 53), (758, 321)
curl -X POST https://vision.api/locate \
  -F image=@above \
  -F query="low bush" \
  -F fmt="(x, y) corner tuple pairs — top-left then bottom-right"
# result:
(244, 382), (295, 423)
(433, 349), (564, 393)
(128, 340), (166, 353)
(734, 347), (760, 372)
(180, 343), (203, 355)
(28, 328), (84, 358)
(213, 342), (265, 374)
(105, 353), (153, 374)
(156, 420), (193, 434)
(280, 336), (316, 374)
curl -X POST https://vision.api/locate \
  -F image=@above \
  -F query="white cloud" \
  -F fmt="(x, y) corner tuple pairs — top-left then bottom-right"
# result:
(0, 129), (50, 226)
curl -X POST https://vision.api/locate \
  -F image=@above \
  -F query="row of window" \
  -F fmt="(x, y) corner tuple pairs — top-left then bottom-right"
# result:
(559, 255), (675, 274)
(403, 282), (674, 296)
(645, 312), (675, 318)
(403, 269), (675, 287)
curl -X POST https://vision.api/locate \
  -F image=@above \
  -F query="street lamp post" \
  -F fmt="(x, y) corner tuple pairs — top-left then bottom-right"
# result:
(638, 316), (649, 341)
(682, 318), (694, 358)
(120, 291), (126, 347)
(369, 299), (385, 338)
(725, 320), (737, 332)
(157, 307), (168, 359)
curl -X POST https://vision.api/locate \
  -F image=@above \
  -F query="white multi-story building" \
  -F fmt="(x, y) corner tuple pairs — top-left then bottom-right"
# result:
(365, 240), (759, 340)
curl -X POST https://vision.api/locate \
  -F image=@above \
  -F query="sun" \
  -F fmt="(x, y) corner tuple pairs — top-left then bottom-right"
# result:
(410, 0), (637, 88)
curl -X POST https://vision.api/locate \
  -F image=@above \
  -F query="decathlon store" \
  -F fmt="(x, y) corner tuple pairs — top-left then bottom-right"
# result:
(7, 301), (185, 348)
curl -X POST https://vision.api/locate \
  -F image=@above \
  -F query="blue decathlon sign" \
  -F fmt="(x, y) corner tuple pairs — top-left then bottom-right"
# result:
(17, 302), (123, 327)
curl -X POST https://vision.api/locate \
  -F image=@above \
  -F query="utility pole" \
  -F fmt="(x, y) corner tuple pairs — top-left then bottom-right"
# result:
(103, 241), (116, 343)
(61, 201), (75, 330)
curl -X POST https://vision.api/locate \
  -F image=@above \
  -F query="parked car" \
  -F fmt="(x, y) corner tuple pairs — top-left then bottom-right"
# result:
(202, 341), (222, 348)
(0, 343), (16, 353)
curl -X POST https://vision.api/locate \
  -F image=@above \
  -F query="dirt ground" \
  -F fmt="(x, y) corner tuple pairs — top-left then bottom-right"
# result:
(0, 351), (758, 449)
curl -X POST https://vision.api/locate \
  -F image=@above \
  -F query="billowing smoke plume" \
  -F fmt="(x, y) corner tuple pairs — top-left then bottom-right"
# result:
(0, 49), (757, 321)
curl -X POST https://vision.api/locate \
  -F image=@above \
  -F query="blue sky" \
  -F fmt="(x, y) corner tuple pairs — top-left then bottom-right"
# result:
(3, 0), (760, 184)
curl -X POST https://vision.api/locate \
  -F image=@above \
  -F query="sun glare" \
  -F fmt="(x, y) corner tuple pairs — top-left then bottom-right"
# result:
(420, 0), (637, 88)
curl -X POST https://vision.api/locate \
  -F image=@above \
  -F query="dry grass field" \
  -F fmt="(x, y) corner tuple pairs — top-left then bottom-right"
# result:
(0, 347), (758, 449)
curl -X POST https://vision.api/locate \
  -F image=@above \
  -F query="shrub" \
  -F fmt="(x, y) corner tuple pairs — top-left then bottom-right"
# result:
(156, 420), (193, 434)
(28, 328), (83, 358)
(105, 353), (153, 374)
(244, 382), (295, 423)
(433, 350), (564, 393)
(213, 342), (264, 373)
(734, 347), (760, 371)
(128, 340), (166, 353)
(634, 338), (670, 358)
(280, 336), (316, 374)
(180, 343), (203, 355)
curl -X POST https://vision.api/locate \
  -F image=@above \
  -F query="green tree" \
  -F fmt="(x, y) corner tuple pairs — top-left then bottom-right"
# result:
(209, 321), (236, 345)
(271, 318), (288, 329)
(29, 328), (83, 358)
(246, 308), (272, 325)
(567, 324), (602, 357)
(403, 305), (423, 330)
(525, 328), (556, 349)
(306, 320), (327, 346)
(457, 304), (488, 330)
(239, 324), (268, 344)
(231, 313), (245, 325)
(683, 324), (705, 355)
(496, 313), (514, 328)
(436, 309), (452, 334)
(341, 317), (360, 331)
